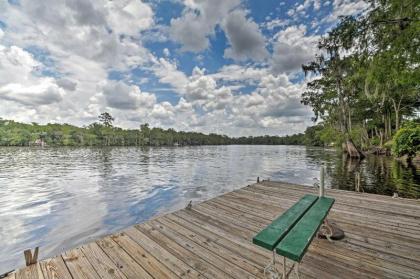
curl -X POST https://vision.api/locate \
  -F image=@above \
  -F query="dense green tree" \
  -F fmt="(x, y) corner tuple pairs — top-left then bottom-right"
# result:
(98, 112), (114, 127)
(0, 118), (307, 147)
(302, 0), (419, 155)
(304, 125), (324, 146)
(392, 121), (420, 157)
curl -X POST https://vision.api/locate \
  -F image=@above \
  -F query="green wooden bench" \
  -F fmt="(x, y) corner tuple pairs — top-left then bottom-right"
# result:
(253, 194), (335, 278)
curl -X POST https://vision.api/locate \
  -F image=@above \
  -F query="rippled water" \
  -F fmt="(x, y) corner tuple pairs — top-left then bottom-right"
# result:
(0, 145), (418, 273)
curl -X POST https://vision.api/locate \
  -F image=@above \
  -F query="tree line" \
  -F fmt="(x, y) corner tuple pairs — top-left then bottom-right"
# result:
(301, 0), (419, 158)
(0, 113), (305, 147)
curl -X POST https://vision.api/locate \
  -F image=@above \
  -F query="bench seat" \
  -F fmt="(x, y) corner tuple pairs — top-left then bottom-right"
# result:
(275, 196), (335, 262)
(252, 194), (318, 250)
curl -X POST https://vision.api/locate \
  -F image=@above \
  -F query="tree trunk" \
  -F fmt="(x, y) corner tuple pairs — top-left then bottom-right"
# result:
(379, 130), (384, 146)
(388, 113), (392, 138)
(345, 137), (364, 159)
(348, 111), (352, 133)
(362, 122), (369, 147)
(336, 71), (363, 159)
(337, 79), (347, 134)
(342, 142), (347, 153)
(391, 98), (401, 132)
(383, 114), (388, 140)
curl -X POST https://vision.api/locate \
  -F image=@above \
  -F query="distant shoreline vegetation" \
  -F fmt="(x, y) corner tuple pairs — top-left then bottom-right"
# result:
(0, 114), (306, 147)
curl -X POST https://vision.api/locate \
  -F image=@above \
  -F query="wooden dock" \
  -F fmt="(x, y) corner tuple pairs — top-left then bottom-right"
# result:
(6, 181), (420, 279)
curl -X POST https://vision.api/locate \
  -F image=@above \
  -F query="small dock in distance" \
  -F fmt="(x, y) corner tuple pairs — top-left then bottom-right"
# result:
(8, 181), (420, 279)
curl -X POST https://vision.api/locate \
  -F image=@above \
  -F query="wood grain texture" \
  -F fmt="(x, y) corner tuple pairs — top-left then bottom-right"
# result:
(123, 226), (203, 278)
(4, 272), (16, 279)
(96, 237), (153, 279)
(80, 243), (127, 279)
(62, 248), (101, 279)
(39, 256), (72, 279)
(110, 232), (179, 278)
(15, 264), (44, 279)
(12, 181), (420, 279)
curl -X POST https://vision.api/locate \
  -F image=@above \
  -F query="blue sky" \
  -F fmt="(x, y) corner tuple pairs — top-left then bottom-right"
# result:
(0, 0), (369, 136)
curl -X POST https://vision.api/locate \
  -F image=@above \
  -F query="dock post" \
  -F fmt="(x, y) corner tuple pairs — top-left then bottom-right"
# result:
(24, 247), (39, 266)
(319, 165), (325, 197)
(355, 172), (360, 192)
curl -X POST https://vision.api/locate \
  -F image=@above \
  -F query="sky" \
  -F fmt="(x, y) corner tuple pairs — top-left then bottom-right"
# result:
(0, 0), (369, 136)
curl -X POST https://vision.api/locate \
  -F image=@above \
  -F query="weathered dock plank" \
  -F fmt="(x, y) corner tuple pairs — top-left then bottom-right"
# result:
(15, 263), (44, 279)
(80, 243), (127, 279)
(123, 227), (202, 278)
(39, 256), (72, 279)
(110, 232), (178, 278)
(9, 181), (420, 279)
(96, 237), (153, 279)
(62, 248), (101, 279)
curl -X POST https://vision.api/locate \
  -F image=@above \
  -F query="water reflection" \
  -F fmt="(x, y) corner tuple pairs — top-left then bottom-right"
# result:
(324, 154), (420, 198)
(0, 145), (418, 273)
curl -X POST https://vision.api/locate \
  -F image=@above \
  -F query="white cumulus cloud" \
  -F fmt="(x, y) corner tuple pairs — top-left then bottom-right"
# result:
(98, 80), (156, 110)
(169, 0), (240, 52)
(0, 45), (65, 107)
(271, 25), (320, 74)
(223, 10), (268, 62)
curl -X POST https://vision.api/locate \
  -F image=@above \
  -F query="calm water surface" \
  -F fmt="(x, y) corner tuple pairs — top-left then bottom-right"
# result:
(0, 145), (418, 273)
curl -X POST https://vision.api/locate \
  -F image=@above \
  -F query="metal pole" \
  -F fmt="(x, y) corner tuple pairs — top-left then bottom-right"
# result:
(295, 263), (300, 279)
(272, 250), (275, 270)
(283, 257), (286, 279)
(319, 165), (325, 197)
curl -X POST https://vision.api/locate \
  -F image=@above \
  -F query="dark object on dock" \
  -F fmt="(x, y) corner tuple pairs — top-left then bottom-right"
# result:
(185, 200), (192, 210)
(257, 176), (260, 183)
(0, 271), (14, 279)
(318, 220), (345, 240)
(24, 247), (39, 266)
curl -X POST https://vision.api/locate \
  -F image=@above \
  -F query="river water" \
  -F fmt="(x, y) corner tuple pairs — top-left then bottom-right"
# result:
(0, 145), (418, 273)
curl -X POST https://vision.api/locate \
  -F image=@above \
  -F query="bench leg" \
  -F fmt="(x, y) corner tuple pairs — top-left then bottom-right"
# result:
(280, 257), (300, 279)
(294, 262), (300, 279)
(264, 254), (301, 279)
(283, 257), (286, 278)
(264, 250), (280, 279)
